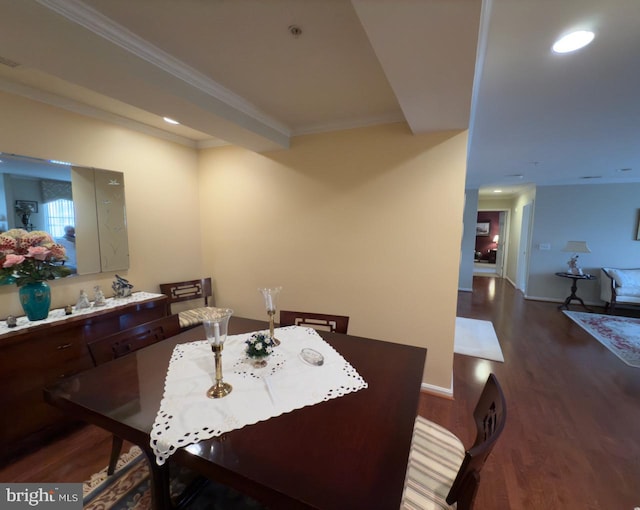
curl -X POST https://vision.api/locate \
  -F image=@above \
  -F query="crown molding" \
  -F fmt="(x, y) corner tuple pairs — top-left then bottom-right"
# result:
(197, 138), (230, 150)
(35, 0), (291, 139)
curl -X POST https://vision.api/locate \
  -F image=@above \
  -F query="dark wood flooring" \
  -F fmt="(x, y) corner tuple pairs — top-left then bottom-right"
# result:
(421, 277), (640, 509)
(1, 277), (639, 509)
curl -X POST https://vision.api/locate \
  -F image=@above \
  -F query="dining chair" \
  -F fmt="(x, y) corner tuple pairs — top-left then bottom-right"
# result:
(87, 315), (181, 475)
(279, 310), (350, 334)
(401, 373), (507, 510)
(159, 277), (214, 330)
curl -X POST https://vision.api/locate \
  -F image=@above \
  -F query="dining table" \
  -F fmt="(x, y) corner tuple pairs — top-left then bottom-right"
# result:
(44, 316), (427, 510)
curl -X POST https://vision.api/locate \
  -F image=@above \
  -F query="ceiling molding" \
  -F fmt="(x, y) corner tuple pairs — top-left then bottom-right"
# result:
(196, 138), (230, 150)
(35, 0), (292, 139)
(0, 76), (199, 148)
(466, 0), (493, 165)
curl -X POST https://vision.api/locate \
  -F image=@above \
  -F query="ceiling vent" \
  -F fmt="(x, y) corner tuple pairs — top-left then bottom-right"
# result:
(0, 56), (21, 68)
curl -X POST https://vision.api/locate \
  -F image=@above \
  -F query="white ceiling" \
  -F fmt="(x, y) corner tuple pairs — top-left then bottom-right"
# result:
(0, 0), (638, 196)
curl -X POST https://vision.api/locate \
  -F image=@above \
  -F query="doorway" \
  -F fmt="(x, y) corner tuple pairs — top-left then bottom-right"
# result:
(474, 210), (508, 277)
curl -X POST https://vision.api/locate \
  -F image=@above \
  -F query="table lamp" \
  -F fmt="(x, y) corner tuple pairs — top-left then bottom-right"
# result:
(562, 241), (591, 275)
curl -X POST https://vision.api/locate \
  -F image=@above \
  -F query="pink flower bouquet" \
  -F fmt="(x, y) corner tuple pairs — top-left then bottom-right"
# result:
(0, 229), (71, 286)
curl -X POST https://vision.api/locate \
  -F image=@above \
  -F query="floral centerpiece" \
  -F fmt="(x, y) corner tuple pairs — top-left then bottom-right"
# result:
(1, 229), (71, 321)
(245, 332), (276, 367)
(0, 229), (71, 286)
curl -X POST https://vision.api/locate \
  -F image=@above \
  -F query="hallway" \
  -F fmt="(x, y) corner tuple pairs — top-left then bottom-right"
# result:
(420, 277), (640, 509)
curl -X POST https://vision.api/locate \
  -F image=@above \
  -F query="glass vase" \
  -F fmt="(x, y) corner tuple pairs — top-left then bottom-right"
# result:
(250, 356), (269, 368)
(19, 281), (51, 321)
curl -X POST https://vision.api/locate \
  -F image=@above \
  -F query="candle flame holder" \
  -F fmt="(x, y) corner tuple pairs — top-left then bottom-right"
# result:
(203, 307), (234, 399)
(259, 287), (282, 346)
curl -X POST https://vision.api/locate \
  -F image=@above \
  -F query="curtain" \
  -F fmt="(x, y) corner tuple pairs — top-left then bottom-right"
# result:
(41, 179), (72, 203)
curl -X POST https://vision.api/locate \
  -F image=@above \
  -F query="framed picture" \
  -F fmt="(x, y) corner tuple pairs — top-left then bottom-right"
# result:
(476, 221), (490, 236)
(15, 200), (38, 213)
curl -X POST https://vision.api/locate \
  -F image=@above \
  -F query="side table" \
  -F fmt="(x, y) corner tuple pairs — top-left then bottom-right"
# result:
(555, 272), (594, 311)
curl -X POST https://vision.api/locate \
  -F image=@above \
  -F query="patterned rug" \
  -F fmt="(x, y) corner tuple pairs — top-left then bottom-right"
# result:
(83, 446), (264, 509)
(563, 311), (640, 367)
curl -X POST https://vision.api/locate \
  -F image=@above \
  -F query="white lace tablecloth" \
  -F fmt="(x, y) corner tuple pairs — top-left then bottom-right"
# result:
(0, 291), (164, 337)
(150, 325), (368, 465)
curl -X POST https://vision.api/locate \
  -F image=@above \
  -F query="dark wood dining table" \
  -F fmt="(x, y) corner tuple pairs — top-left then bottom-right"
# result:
(44, 317), (427, 510)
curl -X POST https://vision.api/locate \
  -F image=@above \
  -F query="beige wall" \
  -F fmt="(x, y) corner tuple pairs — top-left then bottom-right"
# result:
(199, 124), (468, 390)
(0, 92), (468, 391)
(0, 91), (202, 314)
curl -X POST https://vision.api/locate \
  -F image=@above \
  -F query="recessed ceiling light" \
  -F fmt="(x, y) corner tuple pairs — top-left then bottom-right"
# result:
(552, 30), (595, 54)
(288, 25), (302, 38)
(163, 117), (180, 125)
(493, 189), (503, 193)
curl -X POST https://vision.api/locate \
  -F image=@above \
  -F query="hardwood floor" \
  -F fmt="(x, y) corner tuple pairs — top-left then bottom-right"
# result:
(420, 277), (640, 509)
(2, 277), (638, 509)
(0, 424), (123, 483)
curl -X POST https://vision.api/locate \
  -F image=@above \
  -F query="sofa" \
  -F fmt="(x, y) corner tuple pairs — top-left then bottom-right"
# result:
(600, 268), (640, 313)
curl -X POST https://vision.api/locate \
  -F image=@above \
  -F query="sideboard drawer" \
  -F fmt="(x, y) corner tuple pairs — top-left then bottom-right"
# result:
(0, 331), (91, 376)
(0, 293), (168, 463)
(119, 301), (168, 329)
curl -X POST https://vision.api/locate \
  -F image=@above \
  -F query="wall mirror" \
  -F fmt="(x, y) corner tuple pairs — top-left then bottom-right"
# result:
(0, 153), (129, 284)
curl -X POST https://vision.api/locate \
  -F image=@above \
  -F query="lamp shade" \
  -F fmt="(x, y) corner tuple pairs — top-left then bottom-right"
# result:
(493, 235), (499, 244)
(562, 241), (591, 253)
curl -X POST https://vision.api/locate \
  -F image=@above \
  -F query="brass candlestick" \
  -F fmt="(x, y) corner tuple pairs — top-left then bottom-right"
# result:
(207, 344), (232, 398)
(267, 309), (280, 346)
(203, 307), (234, 399)
(259, 286), (282, 346)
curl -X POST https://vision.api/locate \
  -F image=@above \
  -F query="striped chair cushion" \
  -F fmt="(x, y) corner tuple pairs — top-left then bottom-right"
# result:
(178, 308), (209, 329)
(401, 416), (466, 510)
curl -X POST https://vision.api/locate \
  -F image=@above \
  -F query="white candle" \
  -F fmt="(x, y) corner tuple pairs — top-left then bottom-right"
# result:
(266, 294), (274, 311)
(214, 322), (221, 345)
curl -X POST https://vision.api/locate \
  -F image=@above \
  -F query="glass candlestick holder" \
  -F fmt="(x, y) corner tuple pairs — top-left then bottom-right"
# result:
(259, 286), (282, 346)
(203, 307), (234, 399)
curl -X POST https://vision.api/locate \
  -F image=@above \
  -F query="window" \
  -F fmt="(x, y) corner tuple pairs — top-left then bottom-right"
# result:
(45, 199), (75, 238)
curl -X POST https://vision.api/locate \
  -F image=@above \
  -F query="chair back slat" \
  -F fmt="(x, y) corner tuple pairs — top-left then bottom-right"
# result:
(446, 373), (507, 509)
(280, 310), (349, 334)
(160, 278), (212, 307)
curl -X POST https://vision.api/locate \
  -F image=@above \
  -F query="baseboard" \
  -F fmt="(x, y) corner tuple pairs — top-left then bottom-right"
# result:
(420, 378), (454, 400)
(504, 276), (517, 288)
(524, 295), (562, 302)
(524, 295), (602, 307)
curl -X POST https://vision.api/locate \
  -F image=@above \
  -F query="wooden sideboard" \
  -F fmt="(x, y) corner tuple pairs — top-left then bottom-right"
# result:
(0, 294), (168, 463)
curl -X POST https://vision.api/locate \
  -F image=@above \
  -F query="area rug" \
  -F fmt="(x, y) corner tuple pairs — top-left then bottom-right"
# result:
(454, 317), (504, 362)
(563, 311), (640, 368)
(83, 446), (264, 509)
